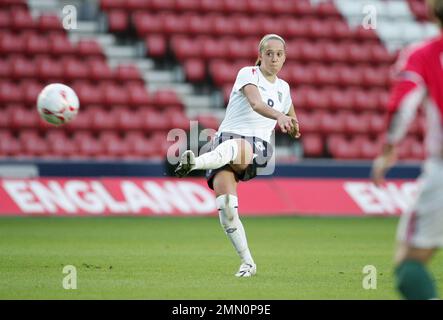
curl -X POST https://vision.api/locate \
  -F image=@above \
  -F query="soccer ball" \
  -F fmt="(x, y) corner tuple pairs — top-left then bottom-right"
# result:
(37, 83), (80, 126)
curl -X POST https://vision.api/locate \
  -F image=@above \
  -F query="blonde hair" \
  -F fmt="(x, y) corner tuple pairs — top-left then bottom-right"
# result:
(255, 34), (286, 66)
(427, 0), (443, 26)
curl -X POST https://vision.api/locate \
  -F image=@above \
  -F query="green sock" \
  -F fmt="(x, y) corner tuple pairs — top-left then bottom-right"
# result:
(395, 259), (438, 300)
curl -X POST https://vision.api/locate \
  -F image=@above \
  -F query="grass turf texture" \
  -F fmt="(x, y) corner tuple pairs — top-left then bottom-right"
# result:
(0, 216), (442, 299)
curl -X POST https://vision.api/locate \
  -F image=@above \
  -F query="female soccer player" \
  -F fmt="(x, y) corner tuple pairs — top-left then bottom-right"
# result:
(371, 0), (443, 299)
(175, 34), (301, 277)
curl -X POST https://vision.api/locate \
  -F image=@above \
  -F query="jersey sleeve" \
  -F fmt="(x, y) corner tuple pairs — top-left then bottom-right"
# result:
(232, 67), (259, 92)
(385, 47), (427, 145)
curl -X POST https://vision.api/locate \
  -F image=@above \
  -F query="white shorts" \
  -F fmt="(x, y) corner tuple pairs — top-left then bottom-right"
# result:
(396, 159), (443, 248)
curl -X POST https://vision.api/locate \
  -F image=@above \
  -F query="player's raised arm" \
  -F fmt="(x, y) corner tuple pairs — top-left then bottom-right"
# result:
(242, 84), (296, 134)
(371, 48), (427, 186)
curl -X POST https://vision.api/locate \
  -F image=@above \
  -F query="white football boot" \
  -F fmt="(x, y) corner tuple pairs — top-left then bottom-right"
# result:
(235, 263), (257, 277)
(174, 150), (196, 177)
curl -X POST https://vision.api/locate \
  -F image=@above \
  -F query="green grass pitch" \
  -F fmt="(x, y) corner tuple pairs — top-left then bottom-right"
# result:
(0, 216), (442, 299)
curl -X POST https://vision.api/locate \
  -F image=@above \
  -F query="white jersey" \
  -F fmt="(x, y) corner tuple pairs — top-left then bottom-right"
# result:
(217, 66), (292, 143)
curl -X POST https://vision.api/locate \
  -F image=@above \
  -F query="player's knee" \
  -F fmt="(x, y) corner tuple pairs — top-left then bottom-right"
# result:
(216, 194), (239, 228)
(232, 139), (253, 171)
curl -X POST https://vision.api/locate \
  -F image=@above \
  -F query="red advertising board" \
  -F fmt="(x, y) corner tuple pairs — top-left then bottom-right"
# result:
(0, 178), (418, 217)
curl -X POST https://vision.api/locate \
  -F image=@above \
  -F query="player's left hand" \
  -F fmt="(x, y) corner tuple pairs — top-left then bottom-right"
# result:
(288, 118), (301, 139)
(371, 143), (397, 186)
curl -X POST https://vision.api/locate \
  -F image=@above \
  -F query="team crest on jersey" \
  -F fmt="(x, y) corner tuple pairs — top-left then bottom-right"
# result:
(278, 92), (282, 103)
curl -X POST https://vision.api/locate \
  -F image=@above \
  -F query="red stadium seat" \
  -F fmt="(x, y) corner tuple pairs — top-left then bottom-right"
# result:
(307, 19), (333, 39)
(38, 14), (63, 32)
(290, 64), (315, 86)
(369, 113), (386, 134)
(162, 13), (188, 35)
(184, 59), (206, 82)
(223, 0), (248, 14)
(36, 57), (64, 81)
(0, 32), (25, 54)
(64, 58), (90, 80)
(169, 110), (191, 131)
(330, 20), (354, 40)
(327, 88), (354, 110)
(102, 83), (129, 107)
(312, 65), (339, 86)
(300, 41), (324, 62)
(76, 39), (103, 58)
(343, 113), (371, 135)
(337, 65), (362, 86)
(201, 38), (227, 60)
(323, 41), (348, 63)
(176, 0), (201, 12)
(21, 80), (44, 105)
(212, 15), (237, 36)
(317, 1), (341, 18)
(10, 56), (36, 79)
(285, 18), (310, 38)
(76, 136), (105, 158)
(319, 112), (346, 134)
(11, 9), (35, 30)
(133, 13), (162, 37)
(88, 59), (114, 81)
(352, 89), (378, 111)
(235, 16), (263, 37)
(200, 0), (224, 13)
(270, 0), (295, 14)
(127, 84), (150, 106)
(327, 135), (360, 159)
(73, 83), (103, 106)
(0, 81), (22, 104)
(107, 10), (128, 32)
(115, 109), (143, 131)
(359, 137), (381, 159)
(172, 36), (202, 61)
(346, 42), (372, 63)
(152, 89), (183, 109)
(305, 87), (330, 110)
(186, 14), (213, 36)
(140, 109), (171, 132)
(49, 34), (76, 56)
(100, 0), (125, 10)
(296, 110), (323, 134)
(0, 10), (11, 29)
(115, 64), (143, 83)
(145, 34), (167, 58)
(150, 0), (175, 11)
(302, 133), (324, 157)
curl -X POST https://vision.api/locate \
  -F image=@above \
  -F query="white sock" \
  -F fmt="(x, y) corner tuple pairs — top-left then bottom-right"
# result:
(216, 194), (254, 265)
(193, 139), (238, 170)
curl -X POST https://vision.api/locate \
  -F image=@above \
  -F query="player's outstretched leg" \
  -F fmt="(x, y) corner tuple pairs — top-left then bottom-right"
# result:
(175, 139), (241, 177)
(216, 194), (256, 277)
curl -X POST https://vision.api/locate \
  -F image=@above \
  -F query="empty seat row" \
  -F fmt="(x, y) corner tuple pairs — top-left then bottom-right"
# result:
(0, 81), (182, 109)
(132, 12), (377, 41)
(171, 36), (393, 63)
(0, 57), (142, 83)
(327, 134), (425, 160)
(0, 129), (172, 159)
(0, 10), (63, 32)
(296, 110), (425, 136)
(101, 0), (341, 17)
(210, 61), (393, 88)
(0, 105), (189, 132)
(0, 33), (103, 57)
